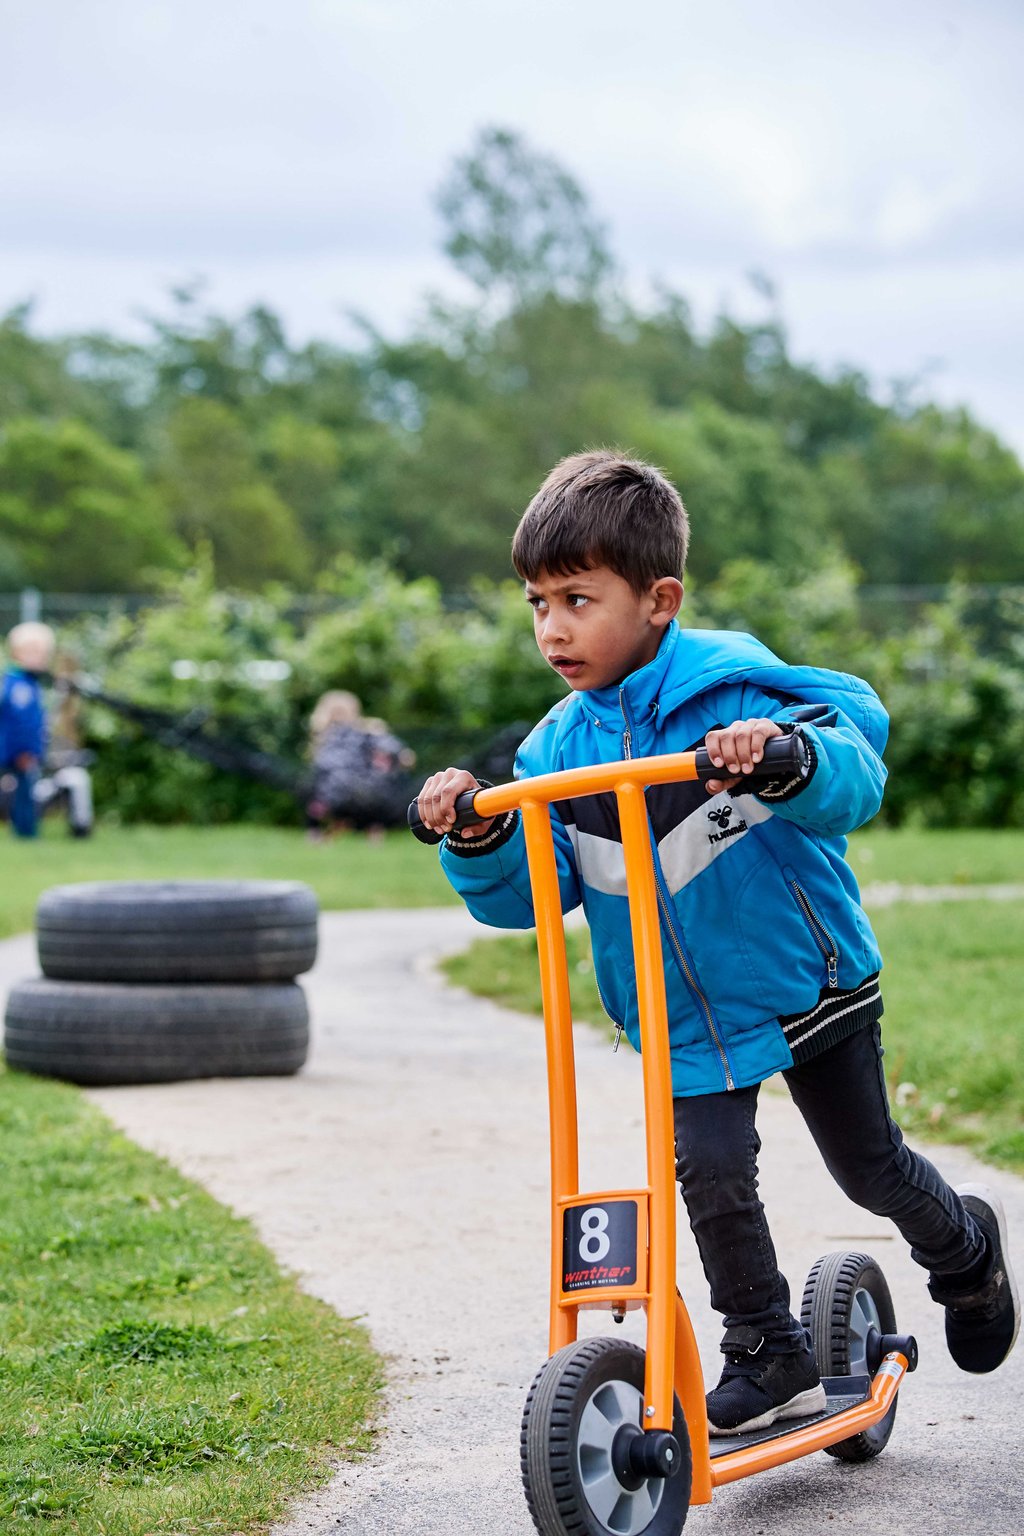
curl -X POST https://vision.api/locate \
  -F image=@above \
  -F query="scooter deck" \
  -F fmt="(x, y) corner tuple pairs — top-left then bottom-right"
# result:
(707, 1375), (873, 1457)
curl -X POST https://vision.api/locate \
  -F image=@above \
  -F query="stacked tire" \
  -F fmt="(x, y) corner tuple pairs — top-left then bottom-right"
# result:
(4, 881), (318, 1085)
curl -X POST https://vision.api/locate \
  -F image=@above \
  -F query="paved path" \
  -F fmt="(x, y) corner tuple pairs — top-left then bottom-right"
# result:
(1, 900), (1022, 1536)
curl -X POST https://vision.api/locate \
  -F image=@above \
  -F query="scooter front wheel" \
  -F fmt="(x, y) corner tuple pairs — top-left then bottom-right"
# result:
(801, 1250), (898, 1463)
(521, 1337), (691, 1536)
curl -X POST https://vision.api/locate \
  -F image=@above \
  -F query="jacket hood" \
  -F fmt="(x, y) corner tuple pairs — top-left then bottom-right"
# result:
(572, 621), (888, 753)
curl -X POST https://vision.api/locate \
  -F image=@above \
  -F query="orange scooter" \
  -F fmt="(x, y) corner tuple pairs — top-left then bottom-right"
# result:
(410, 735), (917, 1536)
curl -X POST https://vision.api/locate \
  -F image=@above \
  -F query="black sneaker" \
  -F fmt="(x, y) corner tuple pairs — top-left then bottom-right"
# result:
(705, 1327), (827, 1436)
(929, 1183), (1020, 1374)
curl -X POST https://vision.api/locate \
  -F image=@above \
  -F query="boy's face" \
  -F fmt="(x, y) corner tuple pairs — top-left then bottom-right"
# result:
(525, 565), (682, 692)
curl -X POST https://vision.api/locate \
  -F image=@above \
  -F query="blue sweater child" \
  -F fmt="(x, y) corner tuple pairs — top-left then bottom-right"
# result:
(417, 451), (1019, 1436)
(1, 622), (54, 838)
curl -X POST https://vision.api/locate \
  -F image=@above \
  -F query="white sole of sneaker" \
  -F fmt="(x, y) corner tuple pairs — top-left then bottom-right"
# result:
(707, 1382), (828, 1437)
(957, 1181), (1021, 1365)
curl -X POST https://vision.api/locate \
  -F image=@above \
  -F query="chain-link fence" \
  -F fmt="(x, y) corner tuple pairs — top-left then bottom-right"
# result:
(3, 583), (1024, 642)
(0, 588), (480, 634)
(0, 590), (162, 631)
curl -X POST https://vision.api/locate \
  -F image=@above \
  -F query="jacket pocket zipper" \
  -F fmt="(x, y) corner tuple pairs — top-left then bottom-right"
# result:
(791, 880), (839, 989)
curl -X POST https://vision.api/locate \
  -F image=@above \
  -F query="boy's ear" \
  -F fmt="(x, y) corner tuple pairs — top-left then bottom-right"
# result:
(649, 577), (684, 628)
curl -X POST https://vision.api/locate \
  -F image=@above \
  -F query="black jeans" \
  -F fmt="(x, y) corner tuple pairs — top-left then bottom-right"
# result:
(673, 1022), (984, 1345)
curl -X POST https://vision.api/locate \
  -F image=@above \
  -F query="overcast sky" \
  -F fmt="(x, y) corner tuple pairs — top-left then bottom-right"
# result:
(2, 0), (1022, 454)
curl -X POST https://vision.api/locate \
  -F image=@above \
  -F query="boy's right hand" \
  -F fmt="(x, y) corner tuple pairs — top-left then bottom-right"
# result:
(416, 769), (495, 840)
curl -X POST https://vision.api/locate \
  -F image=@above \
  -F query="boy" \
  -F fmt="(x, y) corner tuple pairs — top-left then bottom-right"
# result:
(418, 450), (1019, 1435)
(1, 622), (54, 839)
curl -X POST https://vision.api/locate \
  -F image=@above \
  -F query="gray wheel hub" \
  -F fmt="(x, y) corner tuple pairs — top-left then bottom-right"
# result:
(576, 1378), (665, 1535)
(849, 1284), (882, 1376)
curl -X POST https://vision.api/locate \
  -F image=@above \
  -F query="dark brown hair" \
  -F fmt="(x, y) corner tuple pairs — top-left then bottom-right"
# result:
(511, 450), (689, 593)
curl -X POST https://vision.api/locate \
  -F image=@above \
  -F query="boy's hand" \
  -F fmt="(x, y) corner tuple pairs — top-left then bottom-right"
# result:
(417, 768), (495, 839)
(704, 718), (783, 795)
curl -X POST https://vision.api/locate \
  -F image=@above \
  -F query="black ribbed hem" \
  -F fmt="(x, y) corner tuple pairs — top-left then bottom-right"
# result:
(780, 973), (883, 1065)
(727, 724), (817, 803)
(755, 731), (818, 802)
(444, 808), (520, 858)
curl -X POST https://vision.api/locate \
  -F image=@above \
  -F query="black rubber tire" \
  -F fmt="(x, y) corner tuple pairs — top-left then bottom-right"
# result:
(3, 978), (309, 1085)
(800, 1251), (898, 1463)
(36, 881), (318, 983)
(521, 1337), (690, 1536)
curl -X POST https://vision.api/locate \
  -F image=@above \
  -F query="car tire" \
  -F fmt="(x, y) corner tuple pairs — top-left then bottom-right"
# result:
(3, 977), (310, 1085)
(36, 880), (319, 983)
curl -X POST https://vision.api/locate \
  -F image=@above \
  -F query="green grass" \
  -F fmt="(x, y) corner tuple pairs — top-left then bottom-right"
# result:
(870, 900), (1024, 1170)
(442, 899), (1024, 1174)
(848, 825), (1024, 886)
(0, 1067), (381, 1534)
(2, 821), (1021, 943)
(0, 821), (457, 939)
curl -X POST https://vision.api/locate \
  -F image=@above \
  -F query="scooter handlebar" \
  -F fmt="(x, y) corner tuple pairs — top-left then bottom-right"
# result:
(693, 729), (809, 786)
(407, 788), (484, 845)
(407, 731), (810, 845)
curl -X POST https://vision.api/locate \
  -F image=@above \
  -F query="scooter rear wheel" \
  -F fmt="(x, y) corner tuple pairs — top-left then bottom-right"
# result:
(521, 1337), (691, 1536)
(801, 1251), (898, 1463)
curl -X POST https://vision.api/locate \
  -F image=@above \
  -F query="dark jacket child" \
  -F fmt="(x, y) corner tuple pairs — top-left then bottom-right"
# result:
(416, 450), (1019, 1435)
(307, 690), (415, 834)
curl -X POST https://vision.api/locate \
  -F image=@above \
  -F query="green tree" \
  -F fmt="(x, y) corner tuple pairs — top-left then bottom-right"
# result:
(356, 281), (648, 581)
(437, 126), (613, 307)
(145, 287), (293, 410)
(259, 413), (345, 560)
(0, 417), (178, 590)
(0, 305), (159, 452)
(630, 398), (839, 581)
(2, 127), (1023, 603)
(158, 398), (310, 587)
(825, 406), (1024, 584)
(0, 304), (91, 425)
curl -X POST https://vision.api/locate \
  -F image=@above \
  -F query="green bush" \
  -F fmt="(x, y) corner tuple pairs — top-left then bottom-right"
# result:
(72, 557), (302, 825)
(70, 558), (562, 824)
(67, 559), (1024, 828)
(692, 565), (1024, 827)
(870, 594), (1024, 827)
(293, 563), (560, 764)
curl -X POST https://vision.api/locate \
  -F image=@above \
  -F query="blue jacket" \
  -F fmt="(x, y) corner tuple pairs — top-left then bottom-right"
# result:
(441, 623), (888, 1097)
(0, 666), (46, 766)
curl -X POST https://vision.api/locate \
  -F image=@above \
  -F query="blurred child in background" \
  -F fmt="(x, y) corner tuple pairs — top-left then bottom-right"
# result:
(1, 622), (55, 838)
(306, 690), (415, 839)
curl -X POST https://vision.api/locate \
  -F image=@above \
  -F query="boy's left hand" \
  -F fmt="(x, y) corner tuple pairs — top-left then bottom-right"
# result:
(704, 718), (783, 795)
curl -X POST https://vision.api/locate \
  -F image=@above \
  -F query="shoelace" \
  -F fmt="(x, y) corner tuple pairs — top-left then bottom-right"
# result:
(719, 1351), (768, 1381)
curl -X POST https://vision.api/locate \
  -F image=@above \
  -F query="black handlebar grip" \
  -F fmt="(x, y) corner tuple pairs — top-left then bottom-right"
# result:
(407, 788), (483, 845)
(693, 730), (810, 785)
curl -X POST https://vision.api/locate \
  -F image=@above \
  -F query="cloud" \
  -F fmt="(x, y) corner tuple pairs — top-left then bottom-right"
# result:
(1, 0), (1021, 451)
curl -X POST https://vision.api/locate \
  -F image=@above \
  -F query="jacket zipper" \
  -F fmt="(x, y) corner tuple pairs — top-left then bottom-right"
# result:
(791, 880), (839, 988)
(619, 683), (633, 762)
(618, 685), (735, 1090)
(653, 880), (734, 1090)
